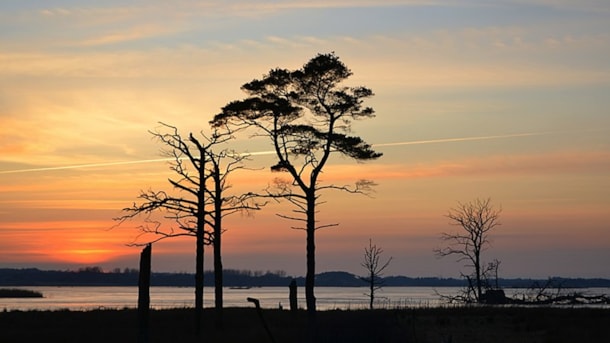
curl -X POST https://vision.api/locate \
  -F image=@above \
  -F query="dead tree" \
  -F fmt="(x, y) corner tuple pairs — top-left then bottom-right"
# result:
(115, 122), (260, 332)
(360, 239), (392, 309)
(205, 145), (263, 328)
(434, 198), (501, 303)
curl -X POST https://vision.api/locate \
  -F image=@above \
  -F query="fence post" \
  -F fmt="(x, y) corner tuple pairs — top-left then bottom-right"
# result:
(289, 279), (298, 314)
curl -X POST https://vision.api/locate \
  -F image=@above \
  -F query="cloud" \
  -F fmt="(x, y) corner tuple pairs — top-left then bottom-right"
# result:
(511, 0), (610, 13)
(5, 29), (606, 90)
(79, 25), (182, 46)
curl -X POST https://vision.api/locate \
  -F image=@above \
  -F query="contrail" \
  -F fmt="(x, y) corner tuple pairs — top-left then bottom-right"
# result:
(373, 131), (551, 148)
(0, 158), (174, 175)
(0, 131), (551, 175)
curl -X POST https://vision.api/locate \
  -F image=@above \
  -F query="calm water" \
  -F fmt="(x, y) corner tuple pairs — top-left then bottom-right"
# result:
(0, 286), (454, 311)
(1, 286), (608, 311)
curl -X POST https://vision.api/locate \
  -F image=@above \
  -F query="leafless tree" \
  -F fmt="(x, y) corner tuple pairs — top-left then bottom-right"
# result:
(114, 122), (260, 331)
(212, 53), (382, 316)
(360, 239), (392, 309)
(434, 198), (501, 303)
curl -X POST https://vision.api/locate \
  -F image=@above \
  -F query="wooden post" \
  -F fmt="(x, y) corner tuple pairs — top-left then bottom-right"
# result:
(138, 244), (152, 343)
(289, 279), (298, 314)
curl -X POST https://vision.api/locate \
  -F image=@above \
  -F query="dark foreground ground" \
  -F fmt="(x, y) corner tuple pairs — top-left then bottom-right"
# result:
(1, 306), (608, 343)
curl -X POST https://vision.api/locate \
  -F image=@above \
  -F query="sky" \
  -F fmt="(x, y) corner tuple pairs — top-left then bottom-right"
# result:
(0, 0), (609, 279)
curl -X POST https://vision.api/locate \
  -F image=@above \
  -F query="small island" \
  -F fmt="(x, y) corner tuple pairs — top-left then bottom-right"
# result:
(0, 288), (43, 298)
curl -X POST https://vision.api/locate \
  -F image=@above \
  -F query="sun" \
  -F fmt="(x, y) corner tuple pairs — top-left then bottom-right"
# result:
(54, 248), (117, 265)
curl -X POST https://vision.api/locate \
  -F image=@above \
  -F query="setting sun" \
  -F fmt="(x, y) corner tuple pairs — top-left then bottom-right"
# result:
(54, 249), (116, 265)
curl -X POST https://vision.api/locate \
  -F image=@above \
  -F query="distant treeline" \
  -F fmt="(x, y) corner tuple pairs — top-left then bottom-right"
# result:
(1, 268), (609, 288)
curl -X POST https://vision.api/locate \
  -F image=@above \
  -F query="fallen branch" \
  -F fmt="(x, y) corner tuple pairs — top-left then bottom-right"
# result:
(247, 297), (277, 343)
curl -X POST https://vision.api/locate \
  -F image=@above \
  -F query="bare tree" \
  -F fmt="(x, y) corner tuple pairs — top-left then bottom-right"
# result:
(212, 53), (382, 316)
(114, 122), (260, 331)
(205, 144), (263, 328)
(434, 198), (501, 303)
(360, 239), (392, 309)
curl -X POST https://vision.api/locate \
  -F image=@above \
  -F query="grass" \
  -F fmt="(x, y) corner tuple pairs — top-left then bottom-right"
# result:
(0, 288), (43, 298)
(0, 306), (608, 343)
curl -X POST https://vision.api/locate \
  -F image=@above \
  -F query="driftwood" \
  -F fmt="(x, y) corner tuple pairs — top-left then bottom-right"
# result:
(247, 297), (277, 343)
(438, 287), (610, 306)
(511, 278), (610, 305)
(511, 293), (610, 305)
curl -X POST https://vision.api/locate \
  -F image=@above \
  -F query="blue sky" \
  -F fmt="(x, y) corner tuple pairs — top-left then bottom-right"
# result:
(0, 0), (609, 278)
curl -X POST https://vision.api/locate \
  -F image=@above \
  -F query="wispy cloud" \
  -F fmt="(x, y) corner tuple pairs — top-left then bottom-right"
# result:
(79, 25), (181, 46)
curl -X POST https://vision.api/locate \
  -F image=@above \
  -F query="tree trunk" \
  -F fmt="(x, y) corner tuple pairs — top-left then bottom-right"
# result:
(195, 146), (206, 335)
(369, 271), (374, 310)
(305, 230), (316, 315)
(475, 252), (482, 303)
(214, 173), (224, 329)
(195, 225), (204, 336)
(305, 191), (316, 317)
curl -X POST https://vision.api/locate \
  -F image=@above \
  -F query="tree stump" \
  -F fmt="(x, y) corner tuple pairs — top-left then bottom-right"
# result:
(289, 279), (298, 314)
(138, 244), (152, 343)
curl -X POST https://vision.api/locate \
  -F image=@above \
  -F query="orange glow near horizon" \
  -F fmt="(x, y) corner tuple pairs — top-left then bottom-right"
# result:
(0, 219), (133, 264)
(1, 144), (610, 274)
(53, 249), (116, 265)
(1, 0), (609, 277)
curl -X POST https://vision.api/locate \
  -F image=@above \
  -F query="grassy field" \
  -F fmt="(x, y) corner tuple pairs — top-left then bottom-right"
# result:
(0, 306), (608, 343)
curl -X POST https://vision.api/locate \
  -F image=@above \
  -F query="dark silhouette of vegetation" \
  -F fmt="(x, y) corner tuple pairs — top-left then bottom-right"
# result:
(0, 288), (43, 298)
(2, 268), (610, 288)
(434, 198), (502, 303)
(212, 52), (381, 316)
(1, 307), (609, 343)
(3, 267), (610, 295)
(114, 123), (260, 332)
(360, 239), (392, 309)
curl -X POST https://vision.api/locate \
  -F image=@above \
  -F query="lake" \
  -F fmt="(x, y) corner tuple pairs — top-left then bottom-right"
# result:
(2, 286), (608, 311)
(0, 286), (459, 311)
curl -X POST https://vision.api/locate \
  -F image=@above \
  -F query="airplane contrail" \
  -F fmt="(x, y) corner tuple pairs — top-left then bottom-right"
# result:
(373, 131), (551, 147)
(0, 158), (175, 175)
(0, 131), (552, 175)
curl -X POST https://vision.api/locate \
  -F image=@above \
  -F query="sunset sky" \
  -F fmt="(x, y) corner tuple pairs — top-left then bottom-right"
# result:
(1, 1), (609, 279)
